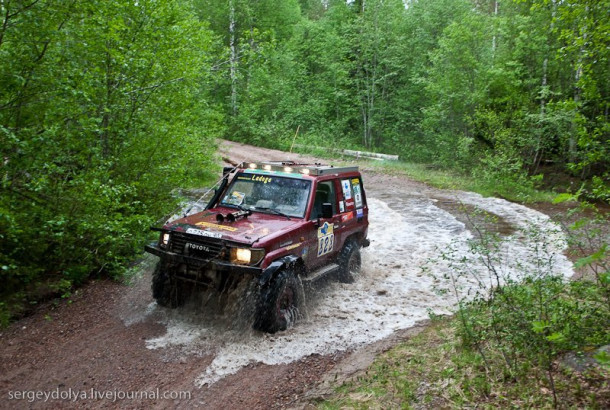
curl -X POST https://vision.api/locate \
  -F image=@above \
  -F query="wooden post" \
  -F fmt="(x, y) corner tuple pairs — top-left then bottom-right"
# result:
(290, 125), (300, 153)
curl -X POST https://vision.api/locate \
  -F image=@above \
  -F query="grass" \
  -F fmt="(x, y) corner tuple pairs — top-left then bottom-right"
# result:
(364, 160), (557, 204)
(317, 316), (609, 409)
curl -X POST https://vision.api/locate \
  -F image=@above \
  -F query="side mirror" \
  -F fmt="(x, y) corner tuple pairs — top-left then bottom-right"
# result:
(321, 203), (333, 219)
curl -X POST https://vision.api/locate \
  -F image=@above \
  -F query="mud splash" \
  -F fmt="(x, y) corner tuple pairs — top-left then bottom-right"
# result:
(140, 190), (573, 387)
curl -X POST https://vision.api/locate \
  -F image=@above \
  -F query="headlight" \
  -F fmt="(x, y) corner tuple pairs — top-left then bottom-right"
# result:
(230, 248), (265, 265)
(160, 232), (170, 248)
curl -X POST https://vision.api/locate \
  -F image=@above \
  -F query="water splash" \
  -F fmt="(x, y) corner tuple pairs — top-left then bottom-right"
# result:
(141, 191), (573, 387)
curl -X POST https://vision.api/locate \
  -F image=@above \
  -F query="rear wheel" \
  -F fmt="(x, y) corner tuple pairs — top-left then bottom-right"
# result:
(337, 241), (362, 283)
(254, 268), (301, 333)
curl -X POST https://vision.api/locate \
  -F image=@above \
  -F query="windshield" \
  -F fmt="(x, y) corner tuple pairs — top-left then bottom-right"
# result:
(219, 173), (312, 218)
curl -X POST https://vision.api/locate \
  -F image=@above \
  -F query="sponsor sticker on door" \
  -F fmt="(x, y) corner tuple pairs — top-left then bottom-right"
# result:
(317, 221), (334, 257)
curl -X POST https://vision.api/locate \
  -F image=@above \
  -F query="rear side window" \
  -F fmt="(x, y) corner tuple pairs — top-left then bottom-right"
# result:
(339, 177), (364, 212)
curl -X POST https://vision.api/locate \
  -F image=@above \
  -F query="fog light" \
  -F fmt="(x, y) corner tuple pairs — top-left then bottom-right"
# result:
(161, 232), (170, 248)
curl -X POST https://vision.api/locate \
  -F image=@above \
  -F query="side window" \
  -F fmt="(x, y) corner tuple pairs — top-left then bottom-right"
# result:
(310, 181), (336, 220)
(340, 178), (354, 212)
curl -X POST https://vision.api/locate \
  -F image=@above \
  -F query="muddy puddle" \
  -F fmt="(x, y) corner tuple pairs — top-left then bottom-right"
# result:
(126, 185), (574, 388)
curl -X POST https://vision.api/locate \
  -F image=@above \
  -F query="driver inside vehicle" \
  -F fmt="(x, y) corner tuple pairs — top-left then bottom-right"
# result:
(311, 182), (335, 219)
(224, 175), (311, 218)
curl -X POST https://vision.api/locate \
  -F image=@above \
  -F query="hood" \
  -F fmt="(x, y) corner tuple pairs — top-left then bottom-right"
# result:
(165, 206), (297, 245)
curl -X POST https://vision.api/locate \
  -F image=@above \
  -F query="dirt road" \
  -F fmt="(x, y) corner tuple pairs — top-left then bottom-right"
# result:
(0, 141), (573, 409)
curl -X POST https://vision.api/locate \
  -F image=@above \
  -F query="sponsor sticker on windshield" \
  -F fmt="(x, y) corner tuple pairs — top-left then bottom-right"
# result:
(239, 173), (274, 184)
(224, 191), (245, 206)
(251, 175), (273, 184)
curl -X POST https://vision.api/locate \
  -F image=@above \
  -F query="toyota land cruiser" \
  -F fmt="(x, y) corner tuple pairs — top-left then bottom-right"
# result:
(145, 161), (369, 333)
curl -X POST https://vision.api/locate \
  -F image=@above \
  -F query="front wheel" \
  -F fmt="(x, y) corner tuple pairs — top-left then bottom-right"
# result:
(337, 241), (362, 283)
(152, 262), (188, 308)
(254, 269), (302, 333)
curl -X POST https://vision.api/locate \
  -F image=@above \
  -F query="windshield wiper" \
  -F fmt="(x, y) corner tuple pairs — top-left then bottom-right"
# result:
(256, 207), (292, 220)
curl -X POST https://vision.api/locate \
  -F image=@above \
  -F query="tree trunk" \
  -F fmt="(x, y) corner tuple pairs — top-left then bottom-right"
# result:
(491, 1), (498, 61)
(570, 5), (587, 165)
(229, 0), (238, 116)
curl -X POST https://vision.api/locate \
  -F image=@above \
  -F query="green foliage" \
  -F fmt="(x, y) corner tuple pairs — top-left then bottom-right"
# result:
(368, 159), (556, 203)
(458, 276), (609, 365)
(206, 0), (609, 201)
(440, 201), (609, 403)
(0, 0), (220, 318)
(2, 0), (608, 325)
(594, 350), (610, 369)
(319, 315), (608, 408)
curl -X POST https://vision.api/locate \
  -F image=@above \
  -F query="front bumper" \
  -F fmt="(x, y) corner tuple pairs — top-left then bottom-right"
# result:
(144, 243), (262, 276)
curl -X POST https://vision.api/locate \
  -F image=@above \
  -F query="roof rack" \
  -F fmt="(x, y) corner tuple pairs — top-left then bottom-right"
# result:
(240, 162), (359, 176)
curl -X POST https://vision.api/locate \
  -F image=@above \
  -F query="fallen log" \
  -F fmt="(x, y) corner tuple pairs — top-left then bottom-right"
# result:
(341, 149), (399, 161)
(293, 144), (399, 161)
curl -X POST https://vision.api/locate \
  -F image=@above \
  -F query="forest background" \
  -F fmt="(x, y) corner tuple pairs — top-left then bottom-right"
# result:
(0, 0), (608, 319)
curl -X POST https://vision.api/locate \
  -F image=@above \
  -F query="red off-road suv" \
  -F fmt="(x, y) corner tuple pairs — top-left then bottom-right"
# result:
(145, 161), (369, 333)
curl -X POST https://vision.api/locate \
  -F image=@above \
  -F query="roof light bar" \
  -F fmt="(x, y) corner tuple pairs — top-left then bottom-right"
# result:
(240, 162), (358, 176)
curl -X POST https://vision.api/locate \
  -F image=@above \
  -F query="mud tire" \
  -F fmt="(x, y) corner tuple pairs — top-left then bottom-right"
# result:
(254, 269), (301, 333)
(337, 241), (362, 283)
(152, 262), (187, 308)
(227, 276), (259, 331)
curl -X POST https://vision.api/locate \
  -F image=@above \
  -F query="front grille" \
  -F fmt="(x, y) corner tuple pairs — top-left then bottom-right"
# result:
(169, 233), (224, 260)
